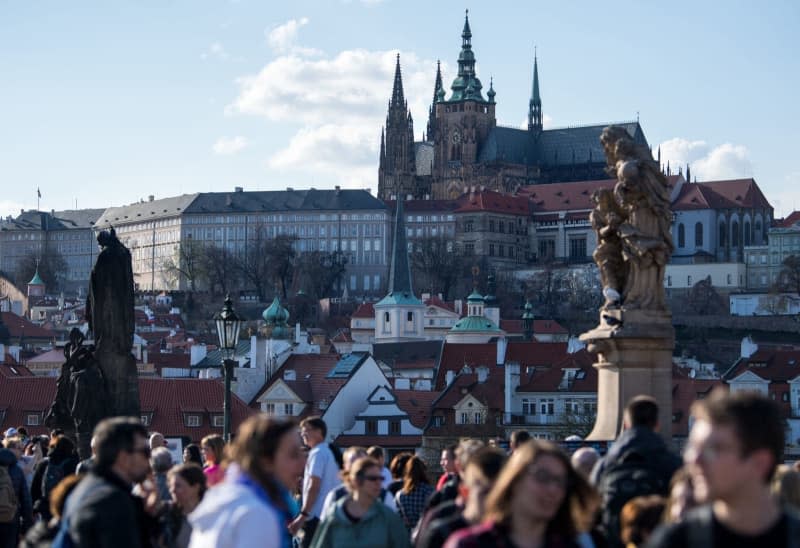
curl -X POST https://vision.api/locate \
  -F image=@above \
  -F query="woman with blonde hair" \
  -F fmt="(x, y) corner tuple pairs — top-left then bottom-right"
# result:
(445, 440), (597, 548)
(200, 434), (226, 487)
(310, 456), (409, 548)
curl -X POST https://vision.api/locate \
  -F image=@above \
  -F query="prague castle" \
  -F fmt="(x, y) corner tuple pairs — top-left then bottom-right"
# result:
(378, 11), (651, 200)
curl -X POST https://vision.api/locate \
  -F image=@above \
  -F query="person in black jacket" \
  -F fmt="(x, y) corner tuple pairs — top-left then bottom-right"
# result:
(591, 396), (681, 548)
(0, 442), (33, 544)
(58, 417), (157, 548)
(30, 435), (78, 520)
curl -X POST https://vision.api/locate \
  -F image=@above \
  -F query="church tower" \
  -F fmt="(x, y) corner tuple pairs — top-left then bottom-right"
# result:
(378, 55), (418, 200)
(528, 51), (543, 134)
(431, 10), (496, 199)
(426, 61), (444, 143)
(374, 197), (425, 342)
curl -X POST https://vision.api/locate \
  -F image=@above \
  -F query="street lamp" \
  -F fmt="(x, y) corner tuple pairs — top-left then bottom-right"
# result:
(214, 294), (241, 442)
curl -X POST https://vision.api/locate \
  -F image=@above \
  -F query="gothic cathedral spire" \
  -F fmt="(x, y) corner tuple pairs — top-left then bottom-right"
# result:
(528, 49), (542, 133)
(427, 60), (444, 142)
(378, 54), (416, 200)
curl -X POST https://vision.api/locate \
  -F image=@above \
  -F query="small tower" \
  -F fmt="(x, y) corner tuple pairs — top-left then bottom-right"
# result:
(262, 295), (291, 339)
(528, 50), (543, 134)
(27, 266), (45, 298)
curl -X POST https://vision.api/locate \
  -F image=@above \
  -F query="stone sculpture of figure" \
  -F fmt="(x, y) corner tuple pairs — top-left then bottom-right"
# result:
(590, 188), (627, 307)
(599, 126), (674, 311)
(44, 328), (85, 436)
(86, 228), (135, 355)
(67, 341), (108, 459)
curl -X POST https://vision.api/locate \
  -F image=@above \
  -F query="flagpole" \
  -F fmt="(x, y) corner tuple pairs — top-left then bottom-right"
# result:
(37, 188), (41, 211)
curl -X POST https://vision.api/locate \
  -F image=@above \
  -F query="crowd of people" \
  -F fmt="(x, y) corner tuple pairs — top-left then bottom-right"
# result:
(0, 388), (798, 547)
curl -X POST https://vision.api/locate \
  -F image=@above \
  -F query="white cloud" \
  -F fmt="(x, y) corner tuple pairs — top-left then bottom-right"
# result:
(657, 137), (753, 181)
(212, 136), (249, 155)
(266, 17), (320, 56)
(201, 42), (229, 61)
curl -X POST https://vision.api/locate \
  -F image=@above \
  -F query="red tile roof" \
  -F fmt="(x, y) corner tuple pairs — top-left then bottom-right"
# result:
(671, 365), (723, 437)
(150, 352), (191, 369)
(352, 303), (375, 319)
(516, 350), (597, 392)
(672, 179), (772, 211)
(0, 377), (254, 441)
(434, 370), (505, 411)
(776, 211), (800, 229)
(0, 312), (58, 340)
(394, 390), (441, 428)
(500, 319), (568, 335)
(0, 363), (34, 378)
(520, 179), (616, 213)
(424, 296), (455, 312)
(454, 190), (530, 216)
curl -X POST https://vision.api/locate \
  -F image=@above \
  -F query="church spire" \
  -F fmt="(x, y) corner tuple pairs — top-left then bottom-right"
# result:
(528, 49), (542, 133)
(450, 9), (484, 102)
(379, 127), (385, 168)
(427, 60), (444, 141)
(387, 197), (414, 296)
(391, 53), (405, 108)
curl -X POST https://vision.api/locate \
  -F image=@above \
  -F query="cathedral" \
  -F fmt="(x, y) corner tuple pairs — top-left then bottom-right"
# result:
(378, 11), (651, 201)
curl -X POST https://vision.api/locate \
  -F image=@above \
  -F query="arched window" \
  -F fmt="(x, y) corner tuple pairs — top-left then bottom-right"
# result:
(719, 223), (727, 247)
(732, 221), (739, 247)
(677, 224), (685, 248)
(755, 220), (763, 243)
(695, 222), (703, 247)
(383, 312), (390, 333)
(744, 221), (751, 246)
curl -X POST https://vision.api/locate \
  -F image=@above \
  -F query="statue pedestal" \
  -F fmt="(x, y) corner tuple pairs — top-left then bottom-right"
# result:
(580, 308), (674, 441)
(96, 349), (141, 417)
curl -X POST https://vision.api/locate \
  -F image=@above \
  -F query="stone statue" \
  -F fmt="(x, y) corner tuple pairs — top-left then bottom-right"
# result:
(86, 228), (135, 356)
(598, 126), (673, 312)
(590, 188), (626, 307)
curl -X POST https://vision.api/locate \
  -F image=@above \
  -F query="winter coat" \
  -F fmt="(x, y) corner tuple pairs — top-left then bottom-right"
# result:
(590, 426), (681, 487)
(310, 496), (411, 548)
(0, 448), (33, 532)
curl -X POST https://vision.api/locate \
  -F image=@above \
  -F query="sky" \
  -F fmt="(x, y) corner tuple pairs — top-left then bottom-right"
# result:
(1, 1), (799, 218)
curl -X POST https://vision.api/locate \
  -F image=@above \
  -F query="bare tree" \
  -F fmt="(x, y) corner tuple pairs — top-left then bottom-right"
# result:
(774, 255), (800, 295)
(410, 235), (468, 300)
(14, 250), (68, 292)
(296, 250), (348, 300)
(201, 244), (240, 296)
(160, 238), (204, 291)
(238, 228), (297, 301)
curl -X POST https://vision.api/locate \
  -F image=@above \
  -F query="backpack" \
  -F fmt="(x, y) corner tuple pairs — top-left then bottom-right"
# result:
(42, 458), (67, 501)
(599, 450), (670, 548)
(0, 465), (18, 523)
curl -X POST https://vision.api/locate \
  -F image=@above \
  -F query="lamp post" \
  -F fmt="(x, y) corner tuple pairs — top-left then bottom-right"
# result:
(214, 294), (241, 442)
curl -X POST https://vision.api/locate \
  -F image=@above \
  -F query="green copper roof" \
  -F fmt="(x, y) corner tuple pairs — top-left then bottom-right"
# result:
(28, 269), (44, 286)
(263, 296), (289, 324)
(448, 10), (486, 103)
(450, 316), (502, 333)
(375, 292), (424, 307)
(467, 290), (483, 303)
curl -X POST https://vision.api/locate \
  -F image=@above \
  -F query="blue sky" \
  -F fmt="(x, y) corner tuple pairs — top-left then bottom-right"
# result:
(1, 0), (799, 218)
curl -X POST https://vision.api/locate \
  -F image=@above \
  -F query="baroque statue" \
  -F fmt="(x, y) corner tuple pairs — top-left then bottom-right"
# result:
(592, 126), (674, 315)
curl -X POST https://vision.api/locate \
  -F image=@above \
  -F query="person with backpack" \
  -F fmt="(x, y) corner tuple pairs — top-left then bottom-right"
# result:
(647, 389), (800, 548)
(0, 439), (33, 545)
(590, 395), (681, 548)
(30, 436), (78, 521)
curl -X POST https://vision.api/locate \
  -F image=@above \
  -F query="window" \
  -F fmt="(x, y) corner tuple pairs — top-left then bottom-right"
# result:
(677, 223), (685, 248)
(464, 220), (474, 232)
(433, 416), (444, 427)
(732, 221), (739, 247)
(212, 415), (225, 427)
(569, 238), (587, 259)
(366, 420), (378, 434)
(474, 412), (483, 425)
(389, 420), (401, 435)
(350, 275), (357, 290)
(744, 221), (751, 246)
(464, 242), (475, 255)
(719, 223), (727, 246)
(140, 414), (151, 426)
(540, 399), (554, 415)
(489, 244), (495, 256)
(460, 412), (469, 425)
(283, 403), (293, 415)
(538, 240), (555, 259)
(667, 275), (672, 287)
(489, 220), (495, 232)
(522, 399), (535, 415)
(26, 414), (40, 426)
(364, 276), (370, 291)
(374, 274), (380, 290)
(186, 415), (201, 427)
(687, 275), (692, 286)
(265, 403), (275, 414)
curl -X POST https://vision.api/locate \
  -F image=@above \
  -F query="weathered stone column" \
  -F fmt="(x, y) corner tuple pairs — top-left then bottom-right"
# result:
(581, 308), (674, 441)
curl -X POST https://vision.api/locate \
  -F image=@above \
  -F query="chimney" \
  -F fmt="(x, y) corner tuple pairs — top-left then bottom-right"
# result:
(496, 337), (507, 366)
(148, 195), (155, 202)
(335, 185), (341, 193)
(454, 299), (463, 316)
(741, 336), (758, 359)
(234, 186), (243, 193)
(476, 366), (489, 383)
(445, 370), (456, 386)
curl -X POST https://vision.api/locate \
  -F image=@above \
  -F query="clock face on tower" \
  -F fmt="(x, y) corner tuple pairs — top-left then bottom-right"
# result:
(451, 129), (461, 144)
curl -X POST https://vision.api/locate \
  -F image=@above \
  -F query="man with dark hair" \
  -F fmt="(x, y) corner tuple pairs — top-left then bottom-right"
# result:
(57, 417), (155, 548)
(648, 389), (800, 547)
(436, 445), (457, 491)
(289, 416), (339, 548)
(591, 395), (681, 548)
(508, 430), (532, 454)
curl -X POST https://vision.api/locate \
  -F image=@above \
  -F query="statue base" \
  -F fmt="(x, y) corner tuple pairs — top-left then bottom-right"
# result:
(580, 308), (674, 442)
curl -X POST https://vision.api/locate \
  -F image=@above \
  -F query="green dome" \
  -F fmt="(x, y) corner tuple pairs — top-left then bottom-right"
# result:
(28, 269), (45, 286)
(450, 315), (501, 333)
(262, 296), (283, 323)
(467, 290), (484, 303)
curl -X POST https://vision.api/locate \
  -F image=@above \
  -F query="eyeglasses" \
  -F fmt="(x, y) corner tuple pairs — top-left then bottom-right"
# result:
(361, 475), (383, 483)
(527, 468), (568, 490)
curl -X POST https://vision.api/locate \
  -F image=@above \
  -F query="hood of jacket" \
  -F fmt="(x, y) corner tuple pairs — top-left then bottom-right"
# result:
(329, 495), (384, 526)
(0, 448), (17, 467)
(189, 481), (269, 532)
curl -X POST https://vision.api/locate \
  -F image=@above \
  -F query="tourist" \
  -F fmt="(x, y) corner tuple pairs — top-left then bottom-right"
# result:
(663, 467), (701, 524)
(367, 445), (393, 489)
(288, 417), (340, 548)
(416, 446), (506, 548)
(421, 440), (484, 525)
(183, 444), (203, 467)
(508, 431), (532, 455)
(189, 415), (303, 548)
(0, 436), (33, 545)
(571, 447), (600, 480)
(150, 432), (168, 451)
(31, 435), (79, 521)
(75, 436), (98, 475)
(20, 474), (83, 547)
(56, 417), (157, 547)
(618, 495), (665, 547)
(159, 463), (206, 548)
(310, 456), (410, 548)
(591, 396), (680, 547)
(771, 464), (800, 511)
(388, 452), (412, 496)
(321, 446), (396, 516)
(395, 455), (434, 533)
(200, 434), (225, 487)
(151, 447), (174, 501)
(647, 389), (800, 547)
(444, 440), (597, 548)
(436, 445), (457, 490)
